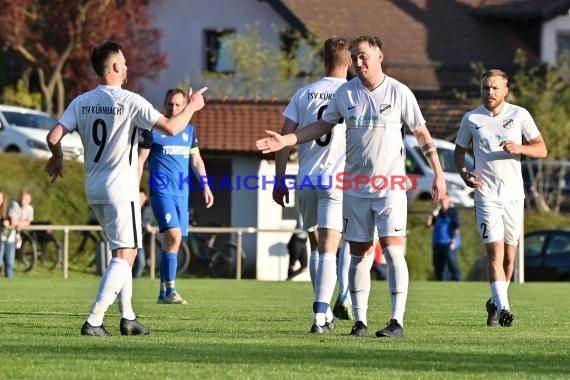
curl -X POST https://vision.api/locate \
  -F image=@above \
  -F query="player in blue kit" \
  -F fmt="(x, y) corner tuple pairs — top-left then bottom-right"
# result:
(139, 88), (214, 304)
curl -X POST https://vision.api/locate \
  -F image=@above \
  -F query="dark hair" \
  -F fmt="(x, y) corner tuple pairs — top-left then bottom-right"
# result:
(90, 41), (123, 77)
(350, 34), (382, 50)
(323, 36), (351, 71)
(163, 88), (186, 106)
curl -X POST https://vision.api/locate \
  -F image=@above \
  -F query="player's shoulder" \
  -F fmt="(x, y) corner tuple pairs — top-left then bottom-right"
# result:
(504, 102), (531, 117)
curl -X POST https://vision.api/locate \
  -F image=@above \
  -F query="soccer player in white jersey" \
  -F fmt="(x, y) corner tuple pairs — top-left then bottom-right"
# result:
(454, 69), (547, 327)
(44, 41), (207, 336)
(273, 36), (353, 333)
(258, 34), (446, 338)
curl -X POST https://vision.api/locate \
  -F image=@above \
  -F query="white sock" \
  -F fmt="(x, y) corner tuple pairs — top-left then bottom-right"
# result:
(337, 241), (351, 303)
(314, 253), (337, 324)
(384, 246), (408, 326)
(117, 265), (136, 320)
(349, 253), (373, 326)
(491, 281), (509, 311)
(309, 250), (319, 292)
(87, 257), (129, 326)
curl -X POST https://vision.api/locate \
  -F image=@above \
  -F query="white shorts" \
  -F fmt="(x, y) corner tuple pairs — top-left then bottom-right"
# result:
(343, 192), (407, 242)
(298, 186), (343, 232)
(474, 200), (523, 245)
(91, 201), (142, 251)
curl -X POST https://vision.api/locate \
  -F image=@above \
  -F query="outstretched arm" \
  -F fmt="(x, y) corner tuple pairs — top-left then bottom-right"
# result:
(256, 120), (334, 154)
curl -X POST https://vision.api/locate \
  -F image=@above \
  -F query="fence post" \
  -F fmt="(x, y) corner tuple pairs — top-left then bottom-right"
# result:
(149, 228), (156, 280)
(236, 230), (243, 280)
(63, 227), (69, 280)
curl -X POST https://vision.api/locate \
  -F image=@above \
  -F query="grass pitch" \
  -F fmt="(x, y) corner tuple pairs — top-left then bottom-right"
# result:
(0, 277), (568, 379)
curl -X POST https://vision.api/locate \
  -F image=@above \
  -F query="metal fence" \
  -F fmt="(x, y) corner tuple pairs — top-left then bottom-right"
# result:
(17, 224), (303, 280)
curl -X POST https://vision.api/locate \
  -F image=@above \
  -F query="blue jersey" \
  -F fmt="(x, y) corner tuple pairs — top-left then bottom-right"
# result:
(432, 208), (461, 246)
(140, 124), (199, 196)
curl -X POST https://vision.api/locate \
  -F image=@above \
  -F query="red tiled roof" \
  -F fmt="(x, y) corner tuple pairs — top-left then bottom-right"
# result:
(194, 97), (472, 153)
(271, 0), (542, 90)
(192, 98), (287, 153)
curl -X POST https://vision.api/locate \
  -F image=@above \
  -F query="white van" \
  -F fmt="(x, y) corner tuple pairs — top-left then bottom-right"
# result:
(0, 104), (84, 161)
(404, 135), (474, 208)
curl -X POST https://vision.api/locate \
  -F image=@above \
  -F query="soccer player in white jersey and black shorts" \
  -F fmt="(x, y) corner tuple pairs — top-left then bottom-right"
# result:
(45, 40), (207, 336)
(273, 36), (353, 333)
(454, 69), (547, 327)
(258, 34), (446, 338)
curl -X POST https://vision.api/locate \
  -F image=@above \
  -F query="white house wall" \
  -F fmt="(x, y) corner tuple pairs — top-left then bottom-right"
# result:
(143, 0), (289, 106)
(541, 11), (570, 65)
(256, 159), (299, 280)
(230, 155), (261, 274)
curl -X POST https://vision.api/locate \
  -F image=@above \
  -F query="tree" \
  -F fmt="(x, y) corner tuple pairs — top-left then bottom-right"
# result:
(0, 0), (167, 116)
(197, 24), (322, 99)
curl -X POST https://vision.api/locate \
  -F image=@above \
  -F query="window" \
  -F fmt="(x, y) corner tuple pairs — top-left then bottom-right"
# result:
(546, 234), (570, 255)
(280, 30), (316, 76)
(3, 111), (57, 130)
(556, 32), (570, 62)
(204, 29), (235, 73)
(414, 146), (474, 173)
(524, 234), (545, 257)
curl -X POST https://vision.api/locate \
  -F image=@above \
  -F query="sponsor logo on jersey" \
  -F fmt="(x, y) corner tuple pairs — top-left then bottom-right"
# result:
(502, 119), (514, 129)
(378, 104), (391, 115)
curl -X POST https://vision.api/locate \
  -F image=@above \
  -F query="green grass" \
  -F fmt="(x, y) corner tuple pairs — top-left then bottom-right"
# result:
(0, 278), (568, 379)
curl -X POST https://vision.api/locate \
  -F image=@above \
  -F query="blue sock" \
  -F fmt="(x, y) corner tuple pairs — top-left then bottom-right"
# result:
(164, 252), (178, 296)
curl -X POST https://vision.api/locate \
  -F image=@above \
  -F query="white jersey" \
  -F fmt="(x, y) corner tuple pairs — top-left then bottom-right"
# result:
(59, 85), (162, 203)
(455, 102), (541, 202)
(322, 76), (425, 198)
(282, 77), (346, 179)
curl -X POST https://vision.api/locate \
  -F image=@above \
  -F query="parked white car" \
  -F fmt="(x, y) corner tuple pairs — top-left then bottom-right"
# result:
(404, 135), (474, 208)
(0, 104), (84, 161)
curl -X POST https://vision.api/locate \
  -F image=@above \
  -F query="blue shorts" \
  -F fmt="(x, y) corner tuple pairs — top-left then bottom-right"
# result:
(150, 193), (189, 236)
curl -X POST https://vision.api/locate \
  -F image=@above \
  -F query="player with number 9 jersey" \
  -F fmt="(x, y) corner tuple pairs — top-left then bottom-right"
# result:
(59, 86), (161, 204)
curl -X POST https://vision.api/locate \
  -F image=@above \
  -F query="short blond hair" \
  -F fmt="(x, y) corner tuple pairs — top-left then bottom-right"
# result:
(480, 69), (508, 86)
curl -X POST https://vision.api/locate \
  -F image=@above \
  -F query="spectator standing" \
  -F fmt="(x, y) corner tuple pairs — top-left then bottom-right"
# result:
(3, 189), (34, 278)
(426, 193), (462, 281)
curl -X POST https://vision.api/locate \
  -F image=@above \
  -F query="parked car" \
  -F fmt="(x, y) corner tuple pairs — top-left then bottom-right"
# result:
(0, 104), (84, 161)
(524, 229), (570, 281)
(404, 135), (474, 208)
(522, 159), (570, 212)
